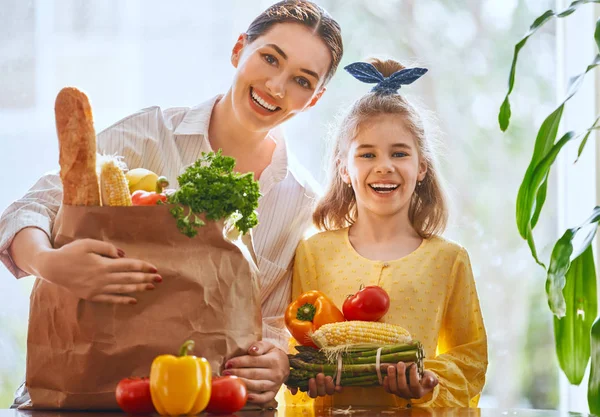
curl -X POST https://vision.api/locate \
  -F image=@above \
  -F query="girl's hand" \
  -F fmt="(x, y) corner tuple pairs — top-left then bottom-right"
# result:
(223, 341), (290, 406)
(305, 373), (342, 398)
(37, 238), (161, 304)
(383, 362), (438, 400)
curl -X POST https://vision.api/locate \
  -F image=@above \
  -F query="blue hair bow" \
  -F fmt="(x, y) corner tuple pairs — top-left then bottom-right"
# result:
(344, 62), (428, 95)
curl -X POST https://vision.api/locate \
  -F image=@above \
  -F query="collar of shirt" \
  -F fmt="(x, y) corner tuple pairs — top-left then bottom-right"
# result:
(173, 94), (289, 196)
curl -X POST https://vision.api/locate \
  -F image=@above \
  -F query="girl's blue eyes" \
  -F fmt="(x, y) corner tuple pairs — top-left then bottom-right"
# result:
(261, 54), (312, 89)
(359, 152), (408, 158)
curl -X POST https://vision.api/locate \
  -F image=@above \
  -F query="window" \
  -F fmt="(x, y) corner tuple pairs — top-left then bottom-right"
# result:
(0, 0), (564, 408)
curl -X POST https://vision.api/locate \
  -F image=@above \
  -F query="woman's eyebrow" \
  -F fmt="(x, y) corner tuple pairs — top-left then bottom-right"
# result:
(265, 43), (321, 81)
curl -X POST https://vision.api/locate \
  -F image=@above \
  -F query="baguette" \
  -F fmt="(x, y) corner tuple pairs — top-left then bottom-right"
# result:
(55, 87), (101, 206)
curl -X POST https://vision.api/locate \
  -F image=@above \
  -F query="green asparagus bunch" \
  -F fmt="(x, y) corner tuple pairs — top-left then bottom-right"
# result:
(286, 343), (425, 390)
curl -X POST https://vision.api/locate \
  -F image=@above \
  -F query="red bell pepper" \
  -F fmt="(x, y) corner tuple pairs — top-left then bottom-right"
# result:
(132, 176), (169, 206)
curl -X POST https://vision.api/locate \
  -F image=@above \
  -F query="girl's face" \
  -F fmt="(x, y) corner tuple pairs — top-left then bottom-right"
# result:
(341, 114), (428, 220)
(230, 23), (331, 132)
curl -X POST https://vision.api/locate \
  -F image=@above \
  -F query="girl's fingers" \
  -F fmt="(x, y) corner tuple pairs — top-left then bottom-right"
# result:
(89, 293), (137, 305)
(408, 364), (424, 398)
(315, 373), (327, 397)
(324, 375), (336, 395)
(307, 378), (318, 398)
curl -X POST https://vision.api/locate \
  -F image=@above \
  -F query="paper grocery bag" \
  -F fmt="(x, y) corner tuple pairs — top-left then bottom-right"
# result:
(24, 204), (262, 410)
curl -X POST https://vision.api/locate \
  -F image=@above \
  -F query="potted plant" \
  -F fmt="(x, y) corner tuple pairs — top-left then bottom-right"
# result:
(498, 0), (600, 413)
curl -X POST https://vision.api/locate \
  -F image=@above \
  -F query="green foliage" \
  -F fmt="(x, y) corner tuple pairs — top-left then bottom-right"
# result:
(167, 150), (261, 237)
(499, 0), (600, 411)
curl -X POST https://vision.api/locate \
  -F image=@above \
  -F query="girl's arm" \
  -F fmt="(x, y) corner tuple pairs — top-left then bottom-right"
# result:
(413, 247), (488, 407)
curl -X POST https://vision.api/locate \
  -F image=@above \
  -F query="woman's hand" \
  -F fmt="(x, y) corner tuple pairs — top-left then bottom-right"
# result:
(223, 341), (289, 406)
(37, 238), (161, 304)
(383, 362), (437, 400)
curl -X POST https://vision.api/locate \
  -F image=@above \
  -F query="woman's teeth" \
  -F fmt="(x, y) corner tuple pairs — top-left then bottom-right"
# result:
(251, 89), (278, 112)
(369, 183), (399, 194)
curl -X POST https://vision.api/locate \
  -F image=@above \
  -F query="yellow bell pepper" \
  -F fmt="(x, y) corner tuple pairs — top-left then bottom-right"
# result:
(150, 340), (212, 416)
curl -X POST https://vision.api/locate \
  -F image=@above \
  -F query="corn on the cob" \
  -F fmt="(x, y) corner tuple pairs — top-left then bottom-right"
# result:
(311, 321), (411, 348)
(99, 158), (132, 206)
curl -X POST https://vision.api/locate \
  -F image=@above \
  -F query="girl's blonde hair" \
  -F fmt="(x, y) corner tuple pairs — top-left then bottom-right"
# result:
(313, 58), (448, 238)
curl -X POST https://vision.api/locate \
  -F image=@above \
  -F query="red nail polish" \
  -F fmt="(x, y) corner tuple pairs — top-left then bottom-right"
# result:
(225, 362), (233, 369)
(222, 371), (232, 376)
(247, 395), (254, 401)
(117, 249), (125, 257)
(146, 284), (155, 290)
(129, 299), (137, 305)
(250, 346), (259, 353)
(154, 275), (163, 283)
(150, 267), (158, 273)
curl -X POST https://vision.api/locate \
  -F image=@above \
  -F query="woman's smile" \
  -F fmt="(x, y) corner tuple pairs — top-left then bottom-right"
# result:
(249, 87), (281, 115)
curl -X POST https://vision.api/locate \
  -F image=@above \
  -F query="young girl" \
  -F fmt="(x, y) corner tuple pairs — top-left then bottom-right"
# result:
(288, 58), (488, 408)
(0, 0), (342, 407)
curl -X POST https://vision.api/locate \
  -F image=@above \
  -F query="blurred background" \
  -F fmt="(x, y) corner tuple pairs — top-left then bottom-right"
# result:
(0, 0), (596, 411)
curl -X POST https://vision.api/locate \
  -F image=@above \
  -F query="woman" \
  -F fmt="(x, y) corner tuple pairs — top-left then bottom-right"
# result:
(0, 0), (343, 406)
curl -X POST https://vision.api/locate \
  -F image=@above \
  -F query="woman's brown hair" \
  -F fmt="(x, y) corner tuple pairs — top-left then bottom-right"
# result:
(245, 1), (343, 84)
(313, 58), (448, 238)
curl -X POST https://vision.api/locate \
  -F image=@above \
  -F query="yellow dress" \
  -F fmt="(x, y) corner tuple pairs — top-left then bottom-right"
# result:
(284, 227), (487, 408)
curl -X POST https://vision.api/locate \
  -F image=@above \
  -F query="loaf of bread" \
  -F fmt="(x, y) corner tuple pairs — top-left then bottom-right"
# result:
(55, 87), (101, 206)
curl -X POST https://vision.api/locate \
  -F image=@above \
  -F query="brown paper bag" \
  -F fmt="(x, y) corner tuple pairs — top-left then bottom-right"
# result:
(24, 204), (262, 410)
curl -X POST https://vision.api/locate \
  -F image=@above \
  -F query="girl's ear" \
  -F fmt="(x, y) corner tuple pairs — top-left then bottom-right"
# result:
(337, 159), (351, 184)
(231, 33), (248, 68)
(418, 158), (428, 182)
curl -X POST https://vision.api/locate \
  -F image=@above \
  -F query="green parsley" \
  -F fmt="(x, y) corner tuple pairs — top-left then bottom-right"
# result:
(167, 150), (260, 237)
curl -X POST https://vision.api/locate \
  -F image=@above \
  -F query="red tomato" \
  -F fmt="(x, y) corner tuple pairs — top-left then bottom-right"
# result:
(115, 377), (155, 414)
(342, 285), (390, 321)
(206, 375), (248, 414)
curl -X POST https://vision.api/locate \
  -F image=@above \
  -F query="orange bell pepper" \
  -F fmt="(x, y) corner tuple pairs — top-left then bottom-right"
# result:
(285, 290), (345, 348)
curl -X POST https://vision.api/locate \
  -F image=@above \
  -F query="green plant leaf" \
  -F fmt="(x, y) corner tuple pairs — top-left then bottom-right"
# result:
(515, 57), (600, 265)
(595, 17), (600, 52)
(517, 127), (571, 267)
(498, 0), (600, 131)
(576, 117), (600, 161)
(553, 245), (597, 385)
(589, 315), (600, 414)
(547, 207), (600, 317)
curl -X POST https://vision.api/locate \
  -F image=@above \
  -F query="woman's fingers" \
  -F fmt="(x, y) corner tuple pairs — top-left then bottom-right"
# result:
(105, 258), (158, 274)
(89, 293), (137, 305)
(224, 367), (271, 381)
(248, 340), (275, 356)
(107, 272), (162, 285)
(80, 239), (122, 259)
(234, 377), (276, 393)
(102, 282), (156, 295)
(246, 389), (276, 405)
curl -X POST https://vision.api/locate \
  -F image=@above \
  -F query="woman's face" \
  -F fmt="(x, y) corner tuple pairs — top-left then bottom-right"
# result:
(341, 114), (427, 220)
(230, 23), (332, 132)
